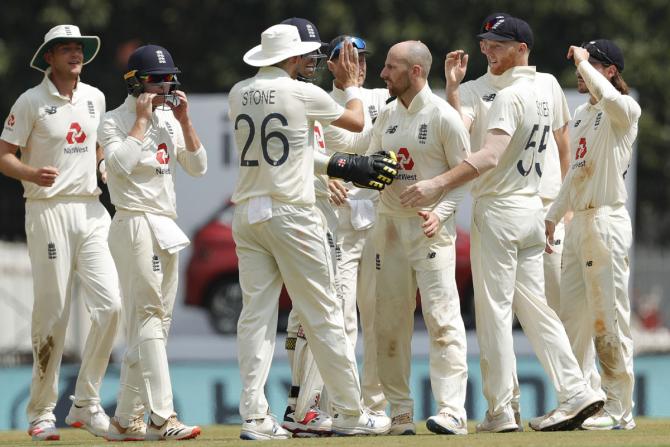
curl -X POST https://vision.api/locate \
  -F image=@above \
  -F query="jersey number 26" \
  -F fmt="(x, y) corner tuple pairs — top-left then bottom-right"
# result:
(235, 113), (289, 167)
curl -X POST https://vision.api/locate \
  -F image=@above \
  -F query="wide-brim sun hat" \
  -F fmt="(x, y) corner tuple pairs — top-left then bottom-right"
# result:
(30, 24), (100, 73)
(243, 24), (321, 67)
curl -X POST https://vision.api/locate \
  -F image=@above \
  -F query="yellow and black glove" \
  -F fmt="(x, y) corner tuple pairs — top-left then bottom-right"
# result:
(326, 151), (398, 191)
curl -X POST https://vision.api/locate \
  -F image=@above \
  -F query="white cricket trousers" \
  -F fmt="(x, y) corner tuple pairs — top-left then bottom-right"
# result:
(108, 210), (179, 422)
(285, 197), (336, 418)
(471, 195), (587, 416)
(337, 206), (386, 412)
(559, 205), (634, 422)
(374, 213), (467, 420)
(234, 201), (363, 420)
(24, 197), (121, 423)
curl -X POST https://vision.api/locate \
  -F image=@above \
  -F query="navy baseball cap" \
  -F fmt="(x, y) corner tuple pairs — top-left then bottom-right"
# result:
(477, 16), (534, 49)
(582, 39), (624, 72)
(126, 44), (181, 75)
(480, 12), (512, 33)
(281, 17), (326, 48)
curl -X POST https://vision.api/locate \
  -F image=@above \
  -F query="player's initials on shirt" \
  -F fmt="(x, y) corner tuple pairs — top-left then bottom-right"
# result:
(241, 89), (276, 106)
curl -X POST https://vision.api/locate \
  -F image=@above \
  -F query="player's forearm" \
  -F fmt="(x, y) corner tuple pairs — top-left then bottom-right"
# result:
(179, 120), (202, 152)
(554, 125), (570, 179)
(433, 182), (467, 222)
(313, 151), (329, 175)
(0, 152), (37, 182)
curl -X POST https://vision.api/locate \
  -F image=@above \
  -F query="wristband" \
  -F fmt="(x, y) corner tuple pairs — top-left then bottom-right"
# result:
(344, 86), (362, 103)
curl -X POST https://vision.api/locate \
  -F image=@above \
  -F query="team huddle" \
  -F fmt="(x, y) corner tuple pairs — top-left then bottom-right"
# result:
(0, 10), (639, 443)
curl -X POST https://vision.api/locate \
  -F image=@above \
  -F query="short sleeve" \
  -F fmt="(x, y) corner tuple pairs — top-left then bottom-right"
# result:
(459, 82), (477, 121)
(301, 83), (345, 126)
(1, 92), (37, 147)
(487, 89), (521, 136)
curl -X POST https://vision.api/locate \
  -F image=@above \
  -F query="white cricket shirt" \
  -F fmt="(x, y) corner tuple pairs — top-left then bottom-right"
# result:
(98, 96), (207, 218)
(546, 61), (641, 223)
(460, 68), (570, 200)
(229, 66), (345, 205)
(1, 71), (104, 199)
(369, 84), (470, 221)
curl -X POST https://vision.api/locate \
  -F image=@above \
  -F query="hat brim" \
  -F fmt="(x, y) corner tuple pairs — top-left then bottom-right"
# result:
(476, 31), (515, 42)
(30, 36), (100, 73)
(243, 41), (321, 67)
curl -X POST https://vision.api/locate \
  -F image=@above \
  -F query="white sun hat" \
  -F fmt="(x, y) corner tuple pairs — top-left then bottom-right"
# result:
(243, 24), (321, 67)
(30, 24), (100, 72)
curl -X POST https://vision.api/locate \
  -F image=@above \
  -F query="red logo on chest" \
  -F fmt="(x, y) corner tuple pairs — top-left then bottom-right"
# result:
(575, 137), (587, 160)
(156, 143), (170, 164)
(396, 147), (414, 170)
(65, 122), (86, 144)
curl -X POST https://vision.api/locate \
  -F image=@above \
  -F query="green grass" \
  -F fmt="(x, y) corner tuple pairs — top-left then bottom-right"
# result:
(1, 419), (669, 446)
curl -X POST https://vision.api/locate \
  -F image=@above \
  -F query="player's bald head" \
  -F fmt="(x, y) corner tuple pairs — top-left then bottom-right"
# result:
(391, 40), (432, 79)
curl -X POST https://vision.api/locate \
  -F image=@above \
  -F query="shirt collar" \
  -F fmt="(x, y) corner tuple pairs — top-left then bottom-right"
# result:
(257, 65), (292, 79)
(487, 65), (536, 89)
(404, 83), (432, 114)
(42, 67), (82, 103)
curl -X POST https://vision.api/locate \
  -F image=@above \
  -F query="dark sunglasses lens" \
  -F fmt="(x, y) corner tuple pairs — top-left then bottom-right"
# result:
(144, 74), (175, 83)
(330, 38), (366, 59)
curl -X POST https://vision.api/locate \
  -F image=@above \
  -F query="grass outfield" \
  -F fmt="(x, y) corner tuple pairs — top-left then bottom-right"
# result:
(0, 419), (669, 446)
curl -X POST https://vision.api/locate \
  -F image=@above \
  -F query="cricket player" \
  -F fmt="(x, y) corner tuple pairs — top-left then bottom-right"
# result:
(545, 40), (640, 431)
(98, 44), (205, 441)
(444, 12), (572, 427)
(370, 40), (470, 436)
(0, 24), (121, 441)
(400, 17), (603, 432)
(230, 24), (395, 440)
(278, 17), (338, 437)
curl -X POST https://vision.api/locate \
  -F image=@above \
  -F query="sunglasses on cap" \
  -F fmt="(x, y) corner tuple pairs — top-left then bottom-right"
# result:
(329, 37), (366, 60)
(581, 42), (615, 67)
(140, 73), (177, 84)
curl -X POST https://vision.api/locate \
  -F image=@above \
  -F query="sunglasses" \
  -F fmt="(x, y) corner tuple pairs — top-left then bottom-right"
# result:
(140, 73), (177, 84)
(581, 42), (614, 67)
(329, 37), (366, 60)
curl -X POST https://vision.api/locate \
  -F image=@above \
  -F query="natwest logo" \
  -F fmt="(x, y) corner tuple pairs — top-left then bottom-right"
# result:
(575, 137), (587, 160)
(6, 114), (15, 127)
(65, 122), (86, 144)
(156, 143), (170, 165)
(396, 147), (414, 170)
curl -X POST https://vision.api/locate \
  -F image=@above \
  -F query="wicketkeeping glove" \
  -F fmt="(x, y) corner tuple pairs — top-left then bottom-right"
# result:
(326, 151), (398, 191)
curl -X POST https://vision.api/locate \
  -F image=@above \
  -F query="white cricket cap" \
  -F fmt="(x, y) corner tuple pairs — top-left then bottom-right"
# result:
(243, 24), (321, 67)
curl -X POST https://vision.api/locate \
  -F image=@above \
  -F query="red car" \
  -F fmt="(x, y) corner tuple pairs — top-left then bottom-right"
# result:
(185, 202), (474, 334)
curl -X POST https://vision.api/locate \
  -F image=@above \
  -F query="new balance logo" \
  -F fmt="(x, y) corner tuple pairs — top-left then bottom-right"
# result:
(385, 125), (398, 134)
(574, 119), (581, 127)
(482, 93), (497, 102)
(418, 123), (428, 144)
(47, 242), (56, 260)
(152, 255), (161, 272)
(44, 106), (57, 115)
(427, 251), (436, 259)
